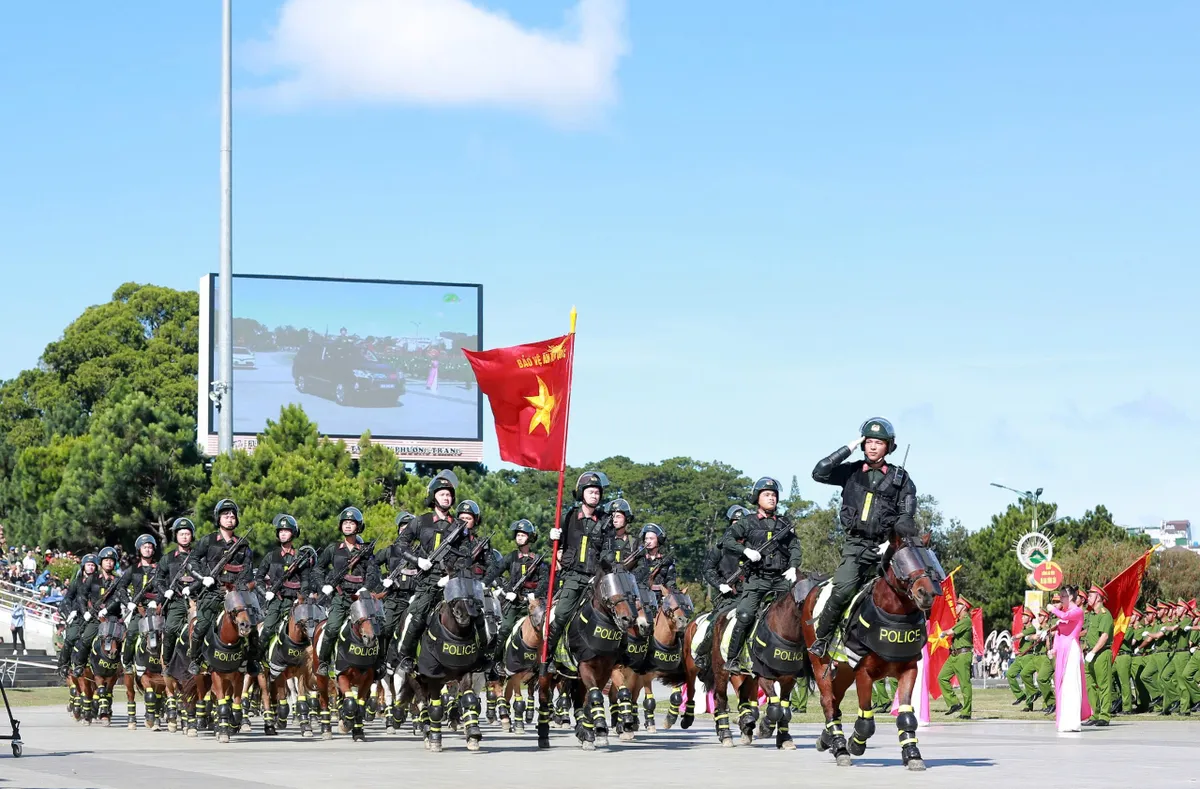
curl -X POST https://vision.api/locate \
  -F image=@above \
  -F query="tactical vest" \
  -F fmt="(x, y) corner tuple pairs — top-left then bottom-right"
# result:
(83, 573), (119, 612)
(201, 535), (252, 585)
(263, 548), (305, 596)
(414, 513), (467, 573)
(328, 542), (368, 589)
(609, 533), (636, 566)
(162, 549), (196, 589)
(335, 620), (381, 672)
(838, 466), (908, 540)
(378, 544), (419, 592)
(739, 515), (790, 572)
(129, 563), (159, 602)
(718, 550), (744, 584)
(463, 536), (489, 581)
(507, 551), (541, 592)
(560, 508), (606, 574)
(636, 553), (673, 588)
(849, 594), (926, 663)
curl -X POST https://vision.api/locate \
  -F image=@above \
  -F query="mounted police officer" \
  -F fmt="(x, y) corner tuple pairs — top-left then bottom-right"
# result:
(541, 470), (611, 676)
(456, 500), (495, 584)
(314, 506), (379, 676)
(601, 498), (637, 570)
(704, 506), (750, 609)
(257, 514), (315, 662)
(154, 518), (197, 668)
(57, 552), (97, 677)
(70, 546), (123, 675)
(120, 534), (161, 672)
(373, 511), (421, 674)
(718, 477), (803, 673)
(485, 519), (550, 665)
(634, 524), (677, 605)
(809, 418), (919, 658)
(187, 499), (258, 676)
(395, 471), (468, 674)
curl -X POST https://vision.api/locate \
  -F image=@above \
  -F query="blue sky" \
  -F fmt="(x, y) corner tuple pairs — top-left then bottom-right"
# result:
(2, 1), (1197, 534)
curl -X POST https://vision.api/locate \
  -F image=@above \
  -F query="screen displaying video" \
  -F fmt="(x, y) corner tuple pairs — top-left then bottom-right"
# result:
(208, 274), (482, 441)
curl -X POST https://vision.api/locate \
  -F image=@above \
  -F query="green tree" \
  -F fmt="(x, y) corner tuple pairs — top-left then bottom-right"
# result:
(1057, 540), (1149, 590)
(1145, 548), (1200, 604)
(1050, 505), (1139, 550)
(963, 501), (1057, 630)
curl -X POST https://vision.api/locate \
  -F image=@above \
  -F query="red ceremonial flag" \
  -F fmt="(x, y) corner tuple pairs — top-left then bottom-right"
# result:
(1102, 547), (1155, 658)
(926, 575), (958, 700)
(970, 608), (984, 657)
(1011, 605), (1024, 644)
(463, 333), (575, 472)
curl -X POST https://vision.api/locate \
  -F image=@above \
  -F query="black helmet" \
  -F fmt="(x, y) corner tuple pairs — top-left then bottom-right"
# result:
(425, 470), (459, 508)
(860, 418), (897, 454)
(607, 498), (633, 523)
(98, 546), (119, 563)
(510, 519), (537, 542)
(81, 553), (98, 569)
(573, 470), (610, 502)
(640, 523), (666, 544)
(456, 500), (483, 527)
(170, 517), (195, 537)
(273, 513), (299, 538)
(213, 498), (240, 525)
(751, 477), (781, 506)
(134, 534), (157, 553)
(726, 504), (751, 522)
(338, 506), (365, 534)
(395, 511), (416, 532)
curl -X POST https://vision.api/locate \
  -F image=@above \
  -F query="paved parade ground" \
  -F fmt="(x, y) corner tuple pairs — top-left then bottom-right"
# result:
(5, 704), (1198, 789)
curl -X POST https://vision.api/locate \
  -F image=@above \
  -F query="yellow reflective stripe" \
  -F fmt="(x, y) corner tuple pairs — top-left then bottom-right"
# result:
(767, 531), (773, 540)
(900, 737), (919, 745)
(858, 708), (875, 719)
(858, 615), (871, 629)
(861, 492), (873, 522)
(898, 704), (914, 713)
(580, 536), (589, 564)
(434, 533), (442, 550)
(615, 550), (621, 562)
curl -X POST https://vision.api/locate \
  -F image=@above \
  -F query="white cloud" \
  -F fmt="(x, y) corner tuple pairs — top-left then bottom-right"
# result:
(246, 0), (628, 123)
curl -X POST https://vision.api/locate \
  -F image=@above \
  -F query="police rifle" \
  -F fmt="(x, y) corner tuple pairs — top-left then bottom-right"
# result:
(191, 535), (250, 591)
(267, 545), (318, 596)
(121, 570), (159, 624)
(319, 539), (378, 601)
(93, 564), (135, 617)
(416, 522), (467, 577)
(501, 553), (546, 613)
(723, 517), (795, 587)
(620, 545), (645, 571)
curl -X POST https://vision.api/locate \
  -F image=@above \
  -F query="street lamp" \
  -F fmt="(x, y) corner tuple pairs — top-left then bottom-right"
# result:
(990, 482), (1044, 530)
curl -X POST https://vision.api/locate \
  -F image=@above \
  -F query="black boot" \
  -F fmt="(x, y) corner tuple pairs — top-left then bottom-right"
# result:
(724, 619), (751, 673)
(394, 624), (421, 675)
(540, 620), (564, 677)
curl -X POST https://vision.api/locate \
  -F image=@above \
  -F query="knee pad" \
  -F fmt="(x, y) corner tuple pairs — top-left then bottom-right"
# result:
(736, 610), (755, 626)
(854, 711), (876, 740)
(586, 687), (605, 709)
(644, 695), (656, 713)
(896, 709), (917, 733)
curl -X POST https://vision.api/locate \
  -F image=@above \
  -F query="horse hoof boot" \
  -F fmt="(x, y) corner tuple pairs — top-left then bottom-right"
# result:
(680, 714), (694, 730)
(581, 740), (596, 751)
(849, 739), (866, 756)
(907, 758), (927, 772)
(128, 719), (137, 731)
(466, 738), (481, 752)
(352, 731), (366, 743)
(264, 724), (277, 736)
(815, 736), (829, 752)
(836, 753), (854, 767)
(619, 730), (635, 742)
(777, 735), (795, 750)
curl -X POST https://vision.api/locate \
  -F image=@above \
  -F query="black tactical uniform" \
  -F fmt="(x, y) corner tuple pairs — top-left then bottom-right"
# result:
(188, 500), (257, 675)
(314, 507), (379, 673)
(70, 548), (124, 673)
(809, 418), (918, 656)
(374, 512), (422, 671)
(633, 523), (677, 604)
(719, 478), (803, 671)
(120, 534), (161, 669)
(153, 519), (198, 667)
(257, 514), (316, 661)
(57, 554), (96, 676)
(600, 498), (638, 571)
(541, 471), (611, 674)
(396, 472), (470, 673)
(484, 520), (550, 662)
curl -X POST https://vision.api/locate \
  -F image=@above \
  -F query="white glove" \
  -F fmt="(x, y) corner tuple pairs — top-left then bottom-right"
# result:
(356, 588), (368, 597)
(437, 576), (450, 588)
(491, 587), (503, 600)
(264, 591), (275, 602)
(527, 592), (537, 602)
(67, 611), (78, 624)
(549, 527), (562, 541)
(1133, 647), (1141, 655)
(1085, 652), (1094, 664)
(84, 612), (93, 622)
(163, 589), (175, 600)
(743, 548), (762, 563)
(505, 591), (517, 602)
(417, 558), (433, 572)
(784, 567), (798, 583)
(1191, 647), (1196, 654)
(147, 600), (158, 610)
(718, 584), (733, 595)
(202, 576), (215, 588)
(321, 585), (334, 596)
(1184, 625), (1192, 632)
(382, 578), (394, 589)
(181, 586), (191, 596)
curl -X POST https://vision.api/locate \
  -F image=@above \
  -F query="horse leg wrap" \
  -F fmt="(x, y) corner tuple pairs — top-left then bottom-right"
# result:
(714, 709), (731, 740)
(498, 696), (512, 721)
(823, 716), (847, 753)
(667, 690), (681, 718)
(340, 695), (357, 722)
(232, 699), (244, 731)
(643, 693), (656, 727)
(895, 705), (917, 735)
(461, 690), (482, 738)
(127, 698), (137, 722)
(776, 700), (792, 735)
(278, 700), (290, 723)
(320, 708), (332, 734)
(616, 686), (633, 726)
(354, 696), (366, 736)
(896, 704), (919, 753)
(486, 688), (498, 722)
(587, 687), (608, 733)
(428, 698), (444, 743)
(849, 708), (875, 755)
(167, 696), (178, 723)
(766, 696), (785, 724)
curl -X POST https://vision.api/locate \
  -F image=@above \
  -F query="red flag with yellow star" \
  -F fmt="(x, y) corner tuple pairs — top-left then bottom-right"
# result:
(463, 334), (574, 471)
(1103, 547), (1155, 658)
(926, 575), (957, 700)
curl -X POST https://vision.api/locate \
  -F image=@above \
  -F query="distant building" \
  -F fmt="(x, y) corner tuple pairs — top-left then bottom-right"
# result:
(1124, 520), (1194, 548)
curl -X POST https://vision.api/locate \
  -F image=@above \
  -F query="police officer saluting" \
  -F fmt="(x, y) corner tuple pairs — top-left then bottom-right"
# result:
(257, 514), (315, 661)
(719, 478), (803, 673)
(809, 418), (919, 658)
(120, 534), (161, 672)
(541, 471), (611, 676)
(154, 518), (197, 668)
(314, 506), (378, 676)
(188, 499), (258, 676)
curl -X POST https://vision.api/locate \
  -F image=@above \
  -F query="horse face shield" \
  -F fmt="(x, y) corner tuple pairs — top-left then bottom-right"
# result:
(890, 547), (945, 611)
(599, 572), (640, 629)
(445, 578), (486, 622)
(98, 620), (127, 652)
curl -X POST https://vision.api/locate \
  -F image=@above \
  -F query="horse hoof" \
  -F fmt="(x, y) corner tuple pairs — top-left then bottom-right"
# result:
(907, 759), (927, 772)
(217, 733), (230, 744)
(740, 734), (753, 746)
(646, 724), (656, 734)
(128, 720), (137, 730)
(538, 738), (550, 749)
(187, 728), (198, 738)
(501, 721), (511, 733)
(836, 753), (854, 767)
(302, 729), (314, 739)
(619, 731), (635, 743)
(466, 739), (481, 752)
(681, 715), (694, 730)
(777, 737), (795, 750)
(429, 741), (443, 753)
(581, 740), (596, 751)
(240, 722), (252, 734)
(321, 731), (333, 741)
(815, 738), (829, 752)
(596, 735), (609, 748)
(339, 723), (350, 735)
(721, 737), (735, 748)
(167, 722), (177, 733)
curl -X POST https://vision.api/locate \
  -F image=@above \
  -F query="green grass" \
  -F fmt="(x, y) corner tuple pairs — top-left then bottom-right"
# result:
(1, 686), (72, 708)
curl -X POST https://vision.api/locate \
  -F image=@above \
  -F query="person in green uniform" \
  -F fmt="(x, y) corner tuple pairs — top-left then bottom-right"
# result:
(1159, 600), (1191, 715)
(1136, 603), (1171, 713)
(1007, 608), (1034, 705)
(938, 597), (974, 718)
(1180, 601), (1200, 715)
(1021, 609), (1054, 712)
(1082, 584), (1114, 726)
(1112, 609), (1139, 715)
(1130, 606), (1159, 713)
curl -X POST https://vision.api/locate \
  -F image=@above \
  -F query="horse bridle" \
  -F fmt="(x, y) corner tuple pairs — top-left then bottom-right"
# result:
(882, 549), (936, 601)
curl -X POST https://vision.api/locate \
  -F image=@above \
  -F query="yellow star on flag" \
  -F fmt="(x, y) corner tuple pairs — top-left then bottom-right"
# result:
(1113, 610), (1129, 638)
(927, 622), (950, 651)
(525, 375), (556, 435)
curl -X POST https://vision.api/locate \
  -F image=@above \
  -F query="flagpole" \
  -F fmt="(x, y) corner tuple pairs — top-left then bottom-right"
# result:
(541, 307), (577, 664)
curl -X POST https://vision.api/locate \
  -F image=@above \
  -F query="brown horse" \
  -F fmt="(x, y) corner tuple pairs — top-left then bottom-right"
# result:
(615, 589), (694, 739)
(198, 590), (256, 744)
(314, 597), (381, 742)
(71, 620), (127, 726)
(259, 598), (323, 738)
(487, 596), (546, 733)
(801, 537), (943, 771)
(123, 611), (169, 730)
(536, 571), (642, 751)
